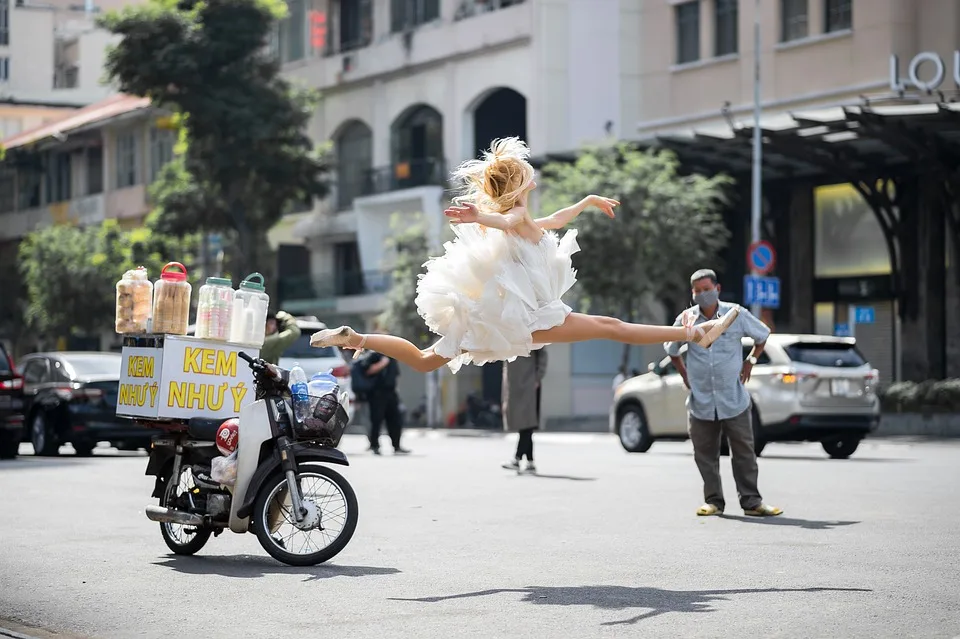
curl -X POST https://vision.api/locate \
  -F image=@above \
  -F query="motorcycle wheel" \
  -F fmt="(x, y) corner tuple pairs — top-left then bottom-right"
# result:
(159, 465), (212, 556)
(252, 463), (358, 567)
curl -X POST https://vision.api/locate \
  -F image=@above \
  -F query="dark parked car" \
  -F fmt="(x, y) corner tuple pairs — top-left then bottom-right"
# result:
(0, 342), (24, 459)
(18, 351), (151, 456)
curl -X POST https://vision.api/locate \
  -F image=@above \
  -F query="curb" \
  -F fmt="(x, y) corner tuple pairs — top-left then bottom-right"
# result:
(0, 628), (40, 639)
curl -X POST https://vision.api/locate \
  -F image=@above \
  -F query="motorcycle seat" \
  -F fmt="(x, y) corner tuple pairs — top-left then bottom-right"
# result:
(187, 418), (222, 441)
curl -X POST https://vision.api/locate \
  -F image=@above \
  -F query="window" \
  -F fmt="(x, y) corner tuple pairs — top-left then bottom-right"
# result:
(46, 152), (71, 203)
(824, 0), (851, 32)
(18, 171), (40, 210)
(783, 342), (866, 368)
(22, 359), (49, 385)
(391, 0), (440, 33)
(86, 146), (103, 195)
(675, 1), (700, 64)
(781, 0), (808, 41)
(0, 170), (14, 213)
(278, 0), (306, 62)
(714, 0), (738, 56)
(149, 127), (175, 183)
(0, 57), (9, 83)
(0, 0), (8, 47)
(337, 0), (373, 52)
(115, 131), (138, 188)
(336, 120), (372, 210)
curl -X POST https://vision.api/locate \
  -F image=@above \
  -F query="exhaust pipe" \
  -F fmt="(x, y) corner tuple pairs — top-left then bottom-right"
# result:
(145, 505), (204, 527)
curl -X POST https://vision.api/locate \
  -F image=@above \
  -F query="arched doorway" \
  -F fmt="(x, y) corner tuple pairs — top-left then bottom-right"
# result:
(335, 119), (373, 211)
(470, 88), (528, 404)
(389, 104), (444, 191)
(472, 87), (527, 158)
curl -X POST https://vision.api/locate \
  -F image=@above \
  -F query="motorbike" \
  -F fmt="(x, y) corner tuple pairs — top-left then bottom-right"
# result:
(138, 352), (358, 566)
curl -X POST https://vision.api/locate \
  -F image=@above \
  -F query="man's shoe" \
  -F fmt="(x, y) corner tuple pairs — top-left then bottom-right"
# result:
(696, 503), (724, 516)
(743, 503), (783, 517)
(522, 461), (537, 474)
(394, 447), (411, 455)
(501, 458), (520, 471)
(371, 448), (382, 456)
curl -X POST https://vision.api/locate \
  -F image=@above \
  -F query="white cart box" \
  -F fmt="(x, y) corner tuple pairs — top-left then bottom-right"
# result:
(117, 335), (260, 421)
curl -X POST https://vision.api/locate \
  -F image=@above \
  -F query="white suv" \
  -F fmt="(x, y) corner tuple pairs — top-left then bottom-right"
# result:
(610, 334), (881, 459)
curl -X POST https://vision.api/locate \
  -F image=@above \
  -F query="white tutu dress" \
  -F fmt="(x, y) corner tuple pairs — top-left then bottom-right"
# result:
(415, 223), (581, 373)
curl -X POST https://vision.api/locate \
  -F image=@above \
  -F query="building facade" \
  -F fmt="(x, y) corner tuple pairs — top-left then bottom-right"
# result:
(633, 0), (960, 383)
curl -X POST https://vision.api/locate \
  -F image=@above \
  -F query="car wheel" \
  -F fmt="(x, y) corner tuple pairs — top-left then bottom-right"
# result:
(30, 411), (59, 456)
(0, 429), (20, 460)
(822, 436), (860, 460)
(73, 440), (96, 457)
(617, 405), (653, 453)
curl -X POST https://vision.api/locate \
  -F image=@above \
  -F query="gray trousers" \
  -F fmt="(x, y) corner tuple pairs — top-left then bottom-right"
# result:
(688, 406), (762, 511)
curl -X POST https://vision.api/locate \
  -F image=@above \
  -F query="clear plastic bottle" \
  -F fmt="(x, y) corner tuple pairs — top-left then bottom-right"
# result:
(307, 371), (340, 422)
(152, 262), (192, 335)
(289, 365), (310, 423)
(196, 277), (234, 341)
(115, 266), (153, 334)
(229, 273), (270, 348)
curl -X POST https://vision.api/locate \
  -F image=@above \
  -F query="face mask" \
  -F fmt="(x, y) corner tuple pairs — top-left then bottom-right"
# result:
(694, 289), (719, 308)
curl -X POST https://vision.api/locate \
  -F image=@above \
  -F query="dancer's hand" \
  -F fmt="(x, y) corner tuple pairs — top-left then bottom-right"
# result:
(588, 195), (619, 219)
(444, 202), (479, 224)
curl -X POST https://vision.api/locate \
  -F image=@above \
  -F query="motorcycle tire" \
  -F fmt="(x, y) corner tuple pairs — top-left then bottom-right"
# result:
(252, 463), (358, 567)
(159, 465), (212, 556)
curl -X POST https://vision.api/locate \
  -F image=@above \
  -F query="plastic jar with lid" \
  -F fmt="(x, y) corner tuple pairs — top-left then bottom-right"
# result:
(195, 277), (234, 341)
(228, 273), (270, 348)
(115, 266), (153, 334)
(152, 262), (192, 335)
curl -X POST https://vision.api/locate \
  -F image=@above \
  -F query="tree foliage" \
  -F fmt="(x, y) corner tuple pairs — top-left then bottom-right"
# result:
(540, 143), (733, 321)
(378, 214), (433, 349)
(97, 0), (331, 275)
(18, 216), (199, 341)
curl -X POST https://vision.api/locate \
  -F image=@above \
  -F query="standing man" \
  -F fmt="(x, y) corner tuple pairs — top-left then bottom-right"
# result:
(260, 311), (301, 365)
(357, 351), (410, 455)
(665, 269), (782, 517)
(501, 348), (548, 474)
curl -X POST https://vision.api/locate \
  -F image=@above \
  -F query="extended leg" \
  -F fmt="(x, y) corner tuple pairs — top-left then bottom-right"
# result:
(532, 313), (688, 346)
(311, 327), (450, 373)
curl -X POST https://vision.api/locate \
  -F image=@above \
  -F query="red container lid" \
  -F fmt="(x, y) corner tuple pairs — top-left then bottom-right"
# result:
(160, 262), (188, 282)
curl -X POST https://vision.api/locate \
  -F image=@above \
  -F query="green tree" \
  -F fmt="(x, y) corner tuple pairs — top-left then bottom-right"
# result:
(18, 217), (199, 342)
(540, 143), (733, 365)
(378, 213), (433, 348)
(97, 0), (331, 277)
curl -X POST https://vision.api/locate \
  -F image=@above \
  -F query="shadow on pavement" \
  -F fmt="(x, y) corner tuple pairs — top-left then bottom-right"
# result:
(718, 514), (860, 530)
(513, 473), (597, 482)
(390, 585), (872, 626)
(758, 454), (913, 463)
(153, 554), (401, 581)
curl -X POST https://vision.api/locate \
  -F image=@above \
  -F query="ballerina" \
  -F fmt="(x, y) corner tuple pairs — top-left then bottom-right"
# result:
(310, 137), (739, 373)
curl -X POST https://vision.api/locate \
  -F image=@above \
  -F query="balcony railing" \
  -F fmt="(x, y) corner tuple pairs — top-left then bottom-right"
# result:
(454, 0), (526, 21)
(365, 158), (446, 196)
(278, 270), (392, 306)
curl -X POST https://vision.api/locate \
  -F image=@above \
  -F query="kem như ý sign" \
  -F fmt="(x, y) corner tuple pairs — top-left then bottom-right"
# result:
(117, 336), (259, 421)
(889, 51), (960, 92)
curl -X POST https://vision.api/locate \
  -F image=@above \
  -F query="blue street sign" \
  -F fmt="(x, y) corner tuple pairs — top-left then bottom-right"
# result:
(854, 306), (875, 324)
(743, 275), (781, 309)
(748, 241), (776, 275)
(835, 323), (852, 337)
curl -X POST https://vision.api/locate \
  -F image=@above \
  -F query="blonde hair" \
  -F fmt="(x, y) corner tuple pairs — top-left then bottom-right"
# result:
(451, 137), (535, 213)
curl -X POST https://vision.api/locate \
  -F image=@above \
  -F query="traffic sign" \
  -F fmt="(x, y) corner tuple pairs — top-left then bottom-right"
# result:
(835, 323), (852, 337)
(743, 275), (781, 309)
(854, 306), (875, 324)
(747, 240), (777, 275)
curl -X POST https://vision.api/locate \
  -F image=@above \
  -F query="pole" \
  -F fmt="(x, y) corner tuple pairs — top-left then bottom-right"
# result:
(750, 0), (763, 318)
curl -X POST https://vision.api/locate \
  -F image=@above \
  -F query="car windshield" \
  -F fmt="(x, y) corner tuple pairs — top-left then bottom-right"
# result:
(283, 334), (338, 359)
(0, 345), (10, 374)
(62, 354), (122, 378)
(783, 342), (867, 368)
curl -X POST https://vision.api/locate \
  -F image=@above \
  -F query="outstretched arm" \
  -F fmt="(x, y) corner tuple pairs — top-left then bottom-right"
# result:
(444, 202), (524, 230)
(535, 195), (618, 230)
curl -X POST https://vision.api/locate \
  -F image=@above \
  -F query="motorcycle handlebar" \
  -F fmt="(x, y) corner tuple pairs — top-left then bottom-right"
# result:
(238, 352), (255, 364)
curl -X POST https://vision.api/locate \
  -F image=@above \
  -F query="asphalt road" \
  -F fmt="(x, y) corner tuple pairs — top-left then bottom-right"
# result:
(1, 432), (959, 639)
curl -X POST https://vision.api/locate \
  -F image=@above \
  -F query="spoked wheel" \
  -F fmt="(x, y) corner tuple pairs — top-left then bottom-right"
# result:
(252, 464), (358, 566)
(159, 465), (212, 555)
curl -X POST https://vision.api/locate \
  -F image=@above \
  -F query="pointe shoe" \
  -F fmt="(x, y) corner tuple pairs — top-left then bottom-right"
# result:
(310, 326), (367, 359)
(684, 306), (740, 348)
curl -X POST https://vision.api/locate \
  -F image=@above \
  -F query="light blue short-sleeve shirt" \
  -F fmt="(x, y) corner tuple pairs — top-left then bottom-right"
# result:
(664, 302), (771, 421)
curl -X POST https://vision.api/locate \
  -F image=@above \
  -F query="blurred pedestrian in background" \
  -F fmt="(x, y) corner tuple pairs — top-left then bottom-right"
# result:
(501, 349), (548, 474)
(356, 350), (410, 456)
(261, 311), (301, 365)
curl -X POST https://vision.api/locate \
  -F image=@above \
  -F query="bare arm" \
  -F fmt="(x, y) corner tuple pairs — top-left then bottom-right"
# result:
(444, 202), (524, 230)
(535, 195), (619, 230)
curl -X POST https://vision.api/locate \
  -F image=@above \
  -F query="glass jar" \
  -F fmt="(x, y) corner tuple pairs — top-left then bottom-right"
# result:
(115, 267), (153, 334)
(152, 262), (192, 335)
(195, 277), (234, 341)
(229, 273), (270, 348)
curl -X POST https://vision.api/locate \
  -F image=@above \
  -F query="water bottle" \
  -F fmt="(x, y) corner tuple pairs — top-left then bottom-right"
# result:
(307, 371), (340, 422)
(289, 365), (310, 422)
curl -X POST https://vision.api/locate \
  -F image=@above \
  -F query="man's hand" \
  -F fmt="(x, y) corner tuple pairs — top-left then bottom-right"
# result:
(740, 361), (754, 384)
